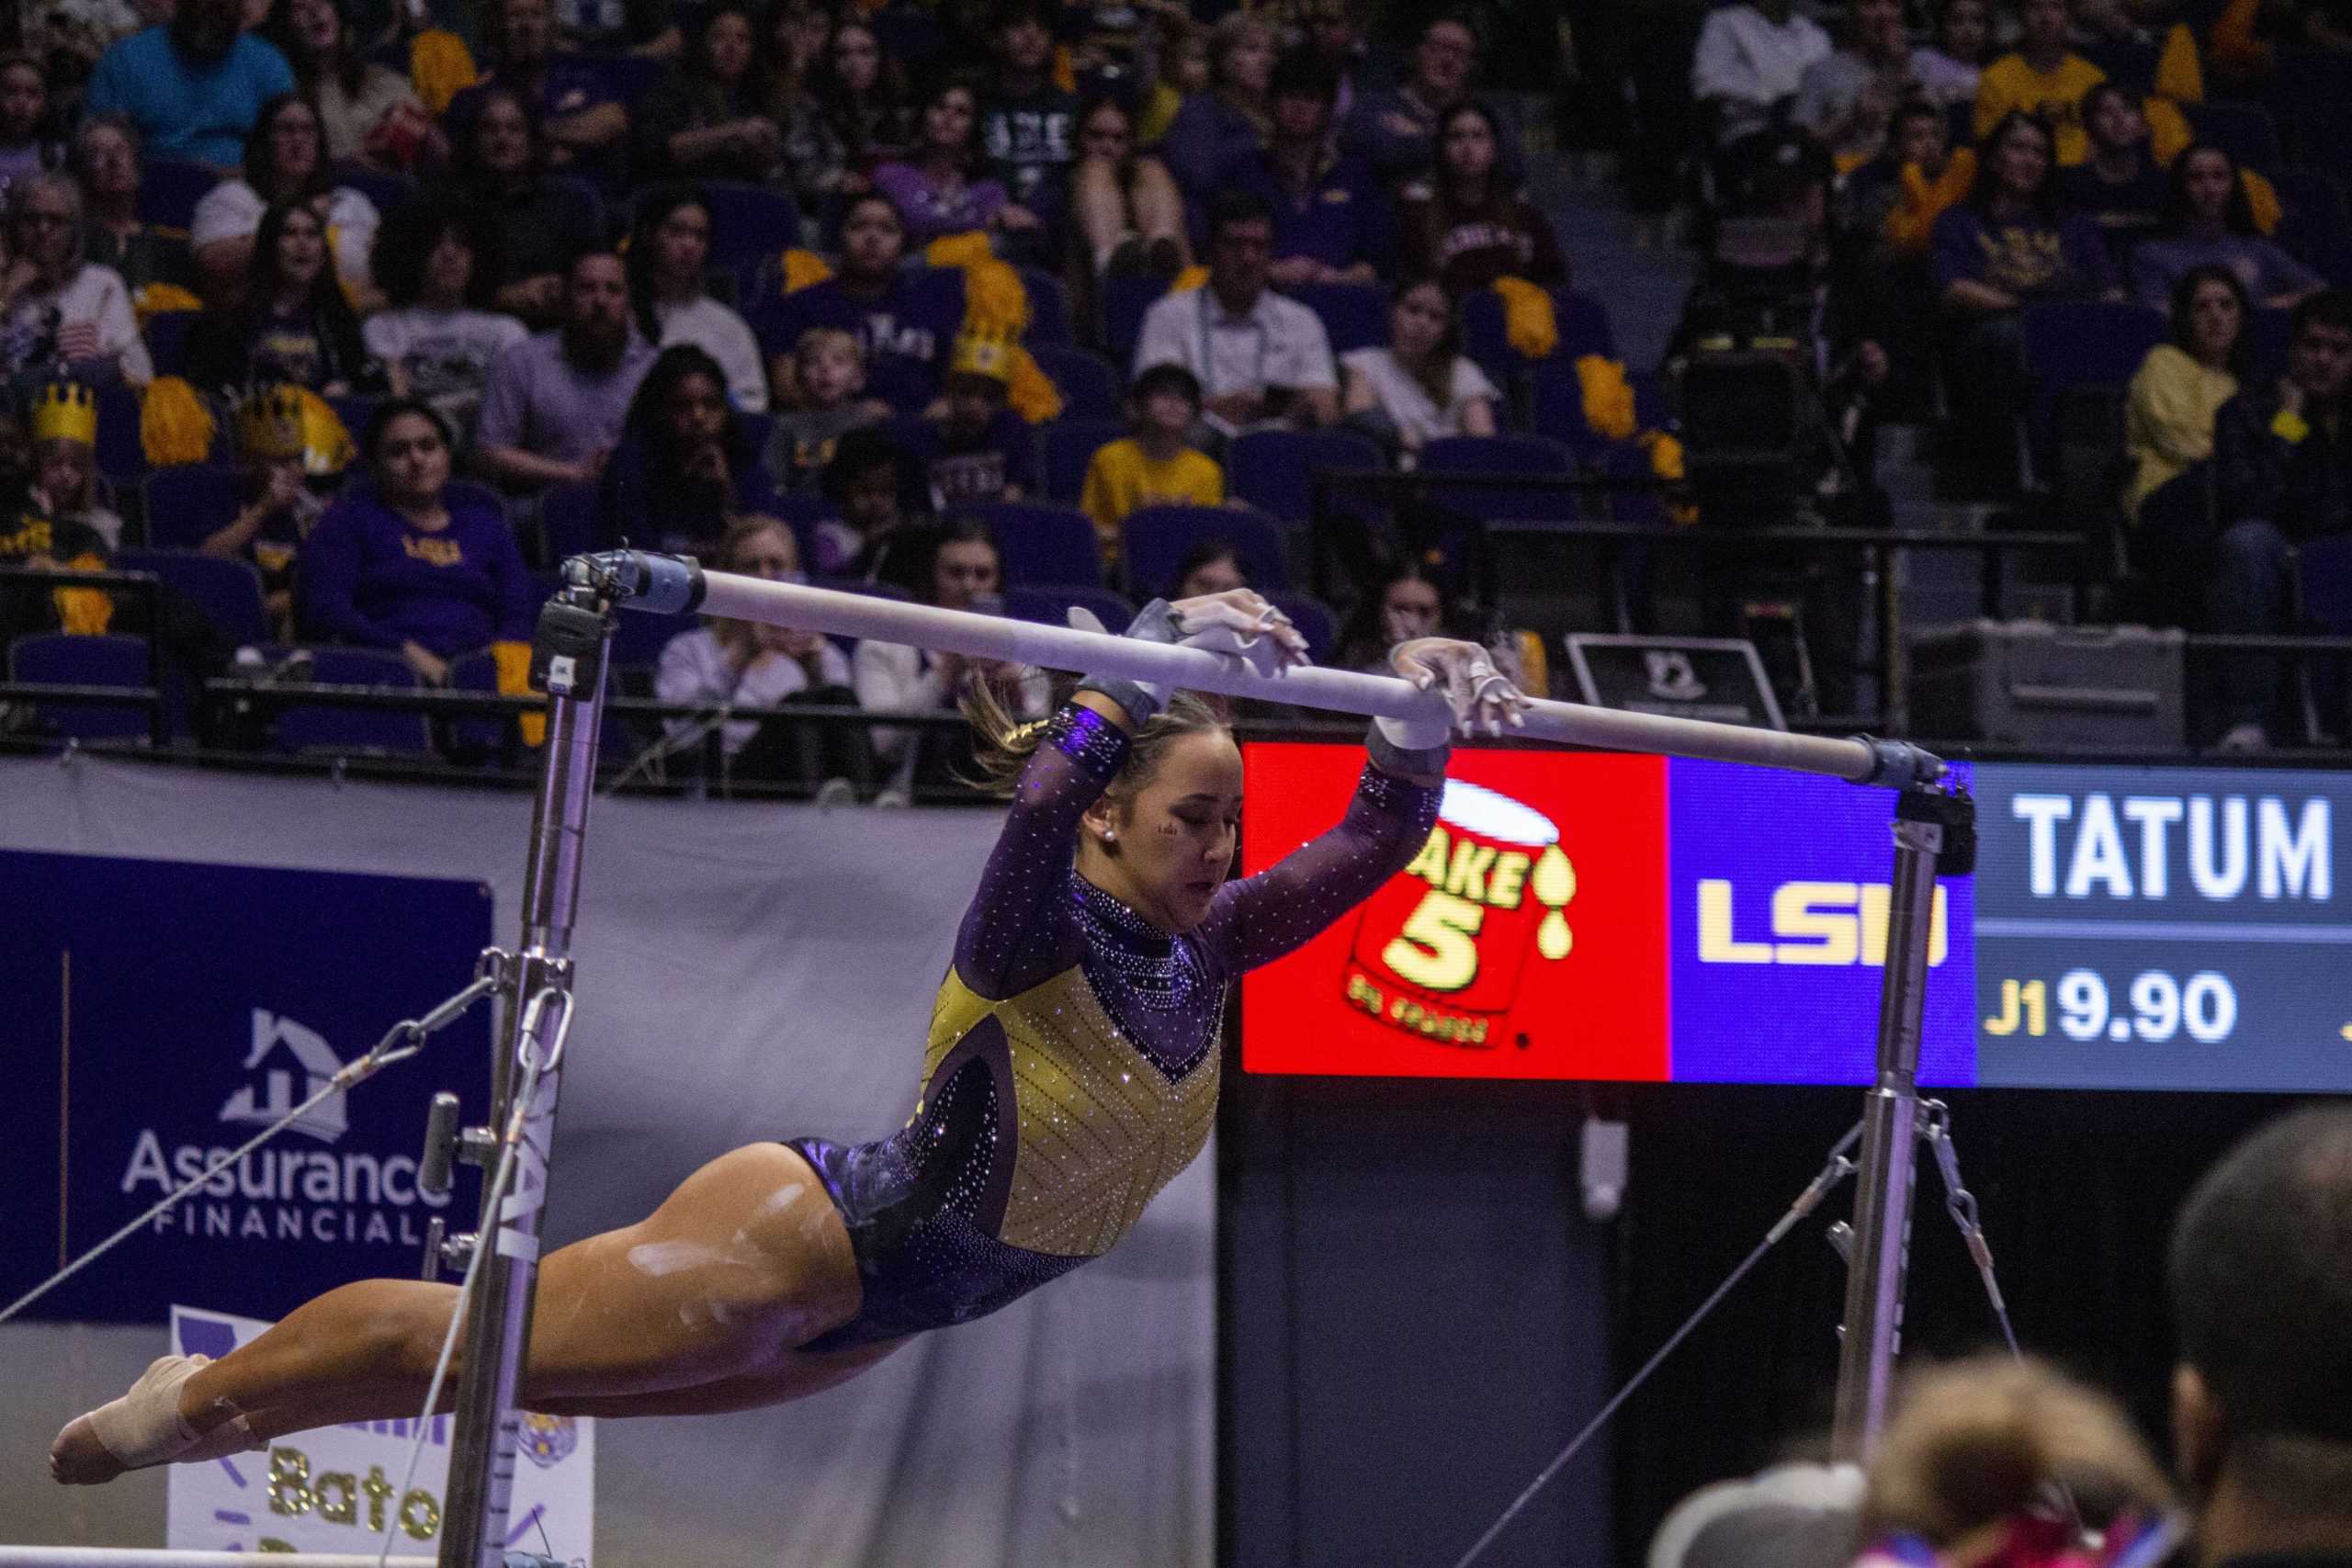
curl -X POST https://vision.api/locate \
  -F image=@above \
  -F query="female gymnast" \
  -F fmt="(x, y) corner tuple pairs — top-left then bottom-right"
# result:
(51, 588), (1524, 1483)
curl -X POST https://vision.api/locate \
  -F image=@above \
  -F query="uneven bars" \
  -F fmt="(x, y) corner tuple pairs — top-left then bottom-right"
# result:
(0, 1551), (435, 1567)
(583, 553), (1939, 787)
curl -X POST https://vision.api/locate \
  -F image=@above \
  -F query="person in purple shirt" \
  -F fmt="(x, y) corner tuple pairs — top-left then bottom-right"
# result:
(757, 192), (967, 415)
(872, 73), (1032, 246)
(1158, 11), (1273, 213)
(1218, 48), (1387, 287)
(903, 333), (1035, 509)
(2131, 142), (2325, 314)
(297, 398), (535, 685)
(445, 0), (627, 176)
(596, 343), (785, 558)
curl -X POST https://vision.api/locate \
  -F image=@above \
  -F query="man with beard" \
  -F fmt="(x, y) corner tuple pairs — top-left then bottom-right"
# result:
(81, 0), (295, 167)
(476, 247), (659, 494)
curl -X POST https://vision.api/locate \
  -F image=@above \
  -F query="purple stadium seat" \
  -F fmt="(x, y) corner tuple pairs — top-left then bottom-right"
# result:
(274, 646), (431, 756)
(1019, 267), (1072, 344)
(1032, 344), (1121, 422)
(137, 158), (220, 230)
(1283, 282), (1386, 353)
(1227, 428), (1385, 523)
(977, 501), (1104, 587)
(1120, 503), (1289, 598)
(139, 467), (243, 549)
(1040, 419), (1128, 502)
(698, 182), (803, 270)
(114, 547), (269, 646)
(1102, 276), (1168, 367)
(1004, 584), (1136, 630)
(7, 633), (156, 742)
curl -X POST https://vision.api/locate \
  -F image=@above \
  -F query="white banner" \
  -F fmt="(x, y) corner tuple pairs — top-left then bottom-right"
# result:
(165, 1306), (594, 1563)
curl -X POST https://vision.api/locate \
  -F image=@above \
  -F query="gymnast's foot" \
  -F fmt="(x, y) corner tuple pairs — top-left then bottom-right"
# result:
(50, 1355), (259, 1484)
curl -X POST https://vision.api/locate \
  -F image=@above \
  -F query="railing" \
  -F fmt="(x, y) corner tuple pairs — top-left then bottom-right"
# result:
(0, 565), (167, 747)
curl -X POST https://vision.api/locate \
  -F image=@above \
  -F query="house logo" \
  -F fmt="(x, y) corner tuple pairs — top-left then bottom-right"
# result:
(219, 1009), (347, 1144)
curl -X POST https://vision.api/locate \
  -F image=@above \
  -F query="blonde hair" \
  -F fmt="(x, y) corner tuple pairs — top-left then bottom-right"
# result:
(963, 686), (1229, 800)
(706, 513), (799, 643)
(794, 326), (862, 368)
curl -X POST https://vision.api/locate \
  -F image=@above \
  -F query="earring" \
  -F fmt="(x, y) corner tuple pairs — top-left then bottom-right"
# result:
(1102, 829), (1117, 842)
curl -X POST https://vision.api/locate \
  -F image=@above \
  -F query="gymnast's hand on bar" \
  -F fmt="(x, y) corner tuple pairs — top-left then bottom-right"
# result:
(1167, 590), (1311, 673)
(1391, 637), (1531, 739)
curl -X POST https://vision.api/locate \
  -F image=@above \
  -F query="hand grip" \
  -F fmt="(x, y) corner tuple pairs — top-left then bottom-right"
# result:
(419, 1090), (461, 1196)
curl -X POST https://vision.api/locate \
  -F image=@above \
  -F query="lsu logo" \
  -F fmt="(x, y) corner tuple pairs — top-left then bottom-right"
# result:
(515, 1412), (578, 1469)
(1694, 879), (1951, 967)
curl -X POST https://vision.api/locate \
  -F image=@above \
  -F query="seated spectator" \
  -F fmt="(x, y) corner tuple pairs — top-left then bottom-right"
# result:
(782, 18), (914, 210)
(1135, 14), (1208, 149)
(69, 117), (192, 295)
(852, 513), (1047, 801)
(0, 397), (111, 645)
(28, 386), (123, 550)
(0, 174), (150, 391)
(476, 246), (659, 493)
(185, 199), (374, 393)
(2168, 1105), (2352, 1567)
(2132, 142), (2323, 312)
(598, 342), (780, 556)
(1222, 48), (1385, 289)
(1159, 12), (1273, 215)
(1396, 101), (1567, 295)
(757, 192), (964, 414)
(1348, 14), (1517, 186)
(31, 0), (145, 105)
(80, 0), (293, 167)
(874, 73), (1028, 248)
(1067, 94), (1189, 287)
(979, 0), (1079, 220)
(814, 424), (919, 581)
(2057, 82), (2168, 261)
(1081, 361), (1223, 570)
(202, 384), (330, 631)
(906, 331), (1033, 509)
(435, 85), (599, 331)
(625, 185), (770, 412)
(1133, 189), (1339, 442)
(266, 0), (439, 173)
(628, 2), (784, 186)
(1795, 0), (1977, 172)
(1170, 535), (1247, 599)
(1847, 96), (1974, 257)
(2185, 289), (2352, 750)
(0, 54), (60, 204)
(1690, 0), (1831, 149)
(1919, 0), (1992, 97)
(1336, 560), (1446, 673)
(298, 397), (535, 686)
(655, 513), (866, 791)
(1295, 0), (1373, 130)
(190, 93), (381, 306)
(2070, 0), (2198, 99)
(363, 197), (528, 434)
(448, 0), (629, 175)
(1972, 0), (2104, 165)
(556, 0), (680, 59)
(763, 325), (889, 488)
(2126, 263), (2245, 519)
(1340, 276), (1499, 462)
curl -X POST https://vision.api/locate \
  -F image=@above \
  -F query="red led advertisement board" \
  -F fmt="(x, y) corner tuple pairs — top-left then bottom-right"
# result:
(1238, 743), (1671, 1080)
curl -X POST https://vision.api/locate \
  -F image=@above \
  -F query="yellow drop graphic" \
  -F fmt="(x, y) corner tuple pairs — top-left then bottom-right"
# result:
(1537, 910), (1573, 960)
(1532, 845), (1575, 908)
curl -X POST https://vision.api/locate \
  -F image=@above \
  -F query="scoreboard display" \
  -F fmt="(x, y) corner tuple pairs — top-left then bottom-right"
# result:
(1238, 746), (2351, 1092)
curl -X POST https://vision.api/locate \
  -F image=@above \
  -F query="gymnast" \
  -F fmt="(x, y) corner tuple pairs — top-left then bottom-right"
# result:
(51, 587), (1525, 1483)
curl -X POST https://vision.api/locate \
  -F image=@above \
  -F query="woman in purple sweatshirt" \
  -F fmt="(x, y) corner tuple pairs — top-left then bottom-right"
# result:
(296, 397), (535, 685)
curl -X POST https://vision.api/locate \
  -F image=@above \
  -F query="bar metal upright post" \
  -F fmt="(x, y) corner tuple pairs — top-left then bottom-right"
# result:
(438, 569), (613, 1568)
(1831, 784), (1975, 1460)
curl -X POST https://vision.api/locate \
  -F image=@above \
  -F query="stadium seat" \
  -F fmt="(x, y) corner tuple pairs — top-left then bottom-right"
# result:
(274, 646), (431, 756)
(327, 393), (380, 446)
(1032, 344), (1121, 422)
(1418, 433), (1582, 523)
(2275, 166), (2350, 276)
(1019, 268), (1072, 344)
(2298, 535), (2352, 635)
(1004, 584), (1136, 630)
(2249, 306), (2295, 376)
(699, 182), (802, 272)
(1121, 503), (1289, 598)
(1101, 276), (1167, 367)
(139, 467), (243, 550)
(334, 163), (414, 218)
(115, 547), (269, 647)
(8, 632), (156, 742)
(2019, 300), (2167, 470)
(137, 158), (220, 230)
(1459, 288), (1620, 389)
(143, 310), (198, 379)
(95, 383), (151, 482)
(1226, 428), (1385, 523)
(2192, 99), (2284, 175)
(976, 500), (1103, 586)
(540, 482), (602, 562)
(1039, 419), (1127, 502)
(1283, 282), (1386, 352)
(1266, 590), (1338, 663)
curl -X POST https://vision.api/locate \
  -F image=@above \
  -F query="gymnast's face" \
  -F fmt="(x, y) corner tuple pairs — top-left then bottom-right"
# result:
(1086, 728), (1244, 933)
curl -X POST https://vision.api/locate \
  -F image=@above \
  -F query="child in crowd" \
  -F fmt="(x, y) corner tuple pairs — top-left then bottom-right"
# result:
(906, 331), (1035, 511)
(814, 425), (919, 584)
(763, 326), (890, 490)
(1080, 361), (1223, 571)
(0, 55), (57, 203)
(27, 383), (121, 549)
(202, 386), (328, 636)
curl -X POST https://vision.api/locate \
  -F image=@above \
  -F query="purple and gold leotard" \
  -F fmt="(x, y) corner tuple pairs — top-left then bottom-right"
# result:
(788, 702), (1442, 1348)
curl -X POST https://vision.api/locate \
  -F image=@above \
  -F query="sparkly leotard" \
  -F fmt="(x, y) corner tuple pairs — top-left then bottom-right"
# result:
(788, 702), (1442, 1348)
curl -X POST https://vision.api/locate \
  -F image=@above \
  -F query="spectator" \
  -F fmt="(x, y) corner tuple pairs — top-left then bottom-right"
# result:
(1135, 14), (1208, 149)
(80, 0), (294, 167)
(905, 330), (1033, 510)
(1847, 96), (1973, 257)
(2168, 1105), (2352, 1565)
(1133, 189), (1339, 441)
(450, 0), (629, 175)
(0, 394), (112, 646)
(1396, 100), (1568, 294)
(436, 85), (599, 330)
(69, 118), (190, 296)
(2070, 0), (2195, 98)
(298, 397), (535, 686)
(1972, 0), (2104, 165)
(782, 17), (913, 209)
(1340, 276), (1499, 462)
(265, 0), (438, 172)
(628, 2), (786, 186)
(979, 0), (1079, 219)
(654, 513), (865, 791)
(1347, 14), (1516, 187)
(624, 184), (770, 412)
(0, 174), (150, 390)
(1067, 94), (1189, 287)
(362, 197), (527, 433)
(756, 192), (964, 414)
(184, 199), (373, 393)
(28, 388), (124, 550)
(2195, 289), (2352, 750)
(31, 0), (147, 104)
(758, 0), (831, 130)
(1222, 48), (1386, 288)
(475, 246), (659, 492)
(874, 73), (1028, 246)
(1795, 0), (1976, 169)
(1690, 0), (1831, 149)
(1336, 560), (1446, 672)
(1159, 12), (1274, 213)
(1081, 360), (1223, 570)
(1170, 535), (1247, 598)
(189, 94), (381, 305)
(813, 423), (918, 580)
(598, 342), (780, 556)
(851, 513), (1047, 801)
(203, 384), (329, 632)
(2125, 263), (2245, 519)
(1918, 0), (1993, 98)
(0, 55), (60, 206)
(2132, 142), (2323, 312)
(762, 325), (888, 488)
(554, 0), (679, 59)
(2056, 82), (2168, 260)
(1295, 0), (1373, 130)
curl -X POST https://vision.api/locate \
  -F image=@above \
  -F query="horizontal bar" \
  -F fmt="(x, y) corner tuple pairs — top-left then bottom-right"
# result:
(0, 683), (164, 705)
(0, 1550), (434, 1567)
(0, 568), (161, 590)
(1481, 521), (2087, 549)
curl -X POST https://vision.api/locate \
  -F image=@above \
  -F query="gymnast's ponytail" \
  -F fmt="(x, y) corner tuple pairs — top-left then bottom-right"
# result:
(963, 683), (1228, 799)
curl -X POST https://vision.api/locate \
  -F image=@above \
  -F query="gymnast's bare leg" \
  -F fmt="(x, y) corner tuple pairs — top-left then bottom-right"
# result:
(51, 1143), (899, 1483)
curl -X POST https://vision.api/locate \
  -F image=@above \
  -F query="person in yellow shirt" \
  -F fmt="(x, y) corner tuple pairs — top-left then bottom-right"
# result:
(1973, 0), (2106, 163)
(2125, 263), (2247, 518)
(1080, 362), (1226, 571)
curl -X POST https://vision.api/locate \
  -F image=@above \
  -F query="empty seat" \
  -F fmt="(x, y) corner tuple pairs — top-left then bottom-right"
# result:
(1283, 282), (1386, 352)
(1226, 427), (1385, 523)
(977, 500), (1103, 587)
(138, 467), (244, 550)
(1101, 276), (1168, 367)
(1039, 419), (1128, 503)
(1031, 344), (1122, 422)
(697, 182), (804, 271)
(2192, 99), (2284, 174)
(1417, 434), (1582, 523)
(8, 632), (157, 742)
(273, 646), (431, 756)
(1019, 267), (1072, 344)
(114, 547), (270, 646)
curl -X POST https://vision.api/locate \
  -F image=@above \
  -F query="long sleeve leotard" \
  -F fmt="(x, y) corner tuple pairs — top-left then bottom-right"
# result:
(788, 702), (1442, 1349)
